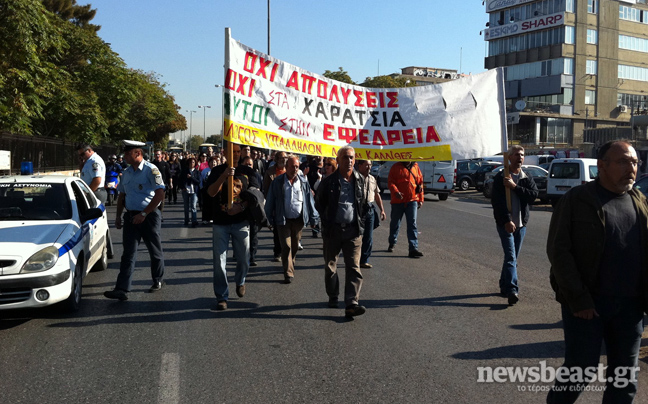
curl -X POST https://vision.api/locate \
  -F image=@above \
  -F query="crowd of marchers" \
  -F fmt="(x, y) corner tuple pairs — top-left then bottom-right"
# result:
(81, 141), (426, 318)
(76, 139), (648, 403)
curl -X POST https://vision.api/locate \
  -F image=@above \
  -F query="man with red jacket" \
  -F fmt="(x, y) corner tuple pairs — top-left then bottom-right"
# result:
(387, 161), (424, 258)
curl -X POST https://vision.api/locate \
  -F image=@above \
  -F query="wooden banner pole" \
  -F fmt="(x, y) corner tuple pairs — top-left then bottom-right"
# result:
(503, 152), (511, 212)
(225, 27), (234, 209)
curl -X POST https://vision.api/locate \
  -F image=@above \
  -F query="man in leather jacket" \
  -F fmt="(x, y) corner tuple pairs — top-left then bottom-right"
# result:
(315, 146), (368, 319)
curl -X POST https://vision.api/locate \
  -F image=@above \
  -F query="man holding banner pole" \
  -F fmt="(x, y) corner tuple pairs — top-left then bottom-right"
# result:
(491, 145), (538, 306)
(206, 141), (259, 310)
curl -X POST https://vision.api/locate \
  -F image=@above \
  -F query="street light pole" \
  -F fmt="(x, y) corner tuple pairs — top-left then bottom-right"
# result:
(187, 110), (196, 150)
(198, 105), (211, 141)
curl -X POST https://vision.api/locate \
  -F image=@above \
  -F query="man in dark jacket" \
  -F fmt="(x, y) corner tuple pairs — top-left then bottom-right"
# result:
(491, 145), (538, 306)
(546, 140), (648, 403)
(315, 146), (367, 318)
(205, 143), (259, 311)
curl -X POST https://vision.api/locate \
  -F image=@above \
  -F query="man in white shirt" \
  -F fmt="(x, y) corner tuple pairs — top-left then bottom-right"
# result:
(265, 155), (319, 283)
(77, 144), (107, 204)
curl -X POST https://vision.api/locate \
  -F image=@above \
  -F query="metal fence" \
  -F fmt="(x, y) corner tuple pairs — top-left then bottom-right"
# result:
(0, 132), (118, 174)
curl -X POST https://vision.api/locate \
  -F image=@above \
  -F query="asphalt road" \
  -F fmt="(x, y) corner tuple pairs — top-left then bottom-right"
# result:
(1, 191), (647, 404)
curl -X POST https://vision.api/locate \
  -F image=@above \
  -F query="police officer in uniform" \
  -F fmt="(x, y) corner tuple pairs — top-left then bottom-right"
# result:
(104, 140), (167, 301)
(77, 143), (107, 204)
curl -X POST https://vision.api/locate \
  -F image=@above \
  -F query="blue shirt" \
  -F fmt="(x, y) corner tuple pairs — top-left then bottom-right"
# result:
(283, 176), (303, 219)
(200, 167), (211, 189)
(81, 152), (105, 188)
(117, 160), (165, 211)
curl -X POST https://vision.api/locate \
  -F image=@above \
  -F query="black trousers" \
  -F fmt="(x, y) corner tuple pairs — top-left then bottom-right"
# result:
(115, 210), (165, 291)
(249, 221), (259, 262)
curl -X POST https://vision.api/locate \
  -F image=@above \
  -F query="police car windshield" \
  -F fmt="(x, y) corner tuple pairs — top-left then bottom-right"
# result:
(0, 184), (72, 220)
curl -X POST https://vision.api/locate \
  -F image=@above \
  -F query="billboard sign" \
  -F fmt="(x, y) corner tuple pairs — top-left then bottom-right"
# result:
(484, 12), (565, 41)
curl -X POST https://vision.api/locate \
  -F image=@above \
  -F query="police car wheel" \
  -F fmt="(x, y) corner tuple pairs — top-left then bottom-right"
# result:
(63, 260), (83, 312)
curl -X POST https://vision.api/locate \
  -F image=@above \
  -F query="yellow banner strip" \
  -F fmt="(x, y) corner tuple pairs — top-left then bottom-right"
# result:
(224, 120), (452, 161)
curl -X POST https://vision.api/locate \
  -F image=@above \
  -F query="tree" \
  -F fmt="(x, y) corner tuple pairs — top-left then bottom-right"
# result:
(323, 67), (355, 85)
(360, 75), (415, 88)
(188, 135), (204, 152)
(205, 134), (222, 146)
(0, 0), (68, 135)
(1, 0), (186, 147)
(126, 70), (180, 145)
(41, 0), (100, 31)
(32, 17), (134, 142)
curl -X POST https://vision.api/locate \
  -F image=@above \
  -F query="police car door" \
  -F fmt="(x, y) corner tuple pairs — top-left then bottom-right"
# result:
(71, 180), (98, 269)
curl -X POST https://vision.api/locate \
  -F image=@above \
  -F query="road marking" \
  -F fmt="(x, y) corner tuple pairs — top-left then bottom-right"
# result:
(179, 226), (189, 239)
(158, 353), (180, 404)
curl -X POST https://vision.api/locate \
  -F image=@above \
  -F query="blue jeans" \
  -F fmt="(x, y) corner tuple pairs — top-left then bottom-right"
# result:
(361, 204), (375, 264)
(116, 210), (165, 292)
(212, 221), (249, 301)
(182, 191), (197, 224)
(388, 201), (418, 252)
(547, 297), (644, 404)
(496, 224), (526, 295)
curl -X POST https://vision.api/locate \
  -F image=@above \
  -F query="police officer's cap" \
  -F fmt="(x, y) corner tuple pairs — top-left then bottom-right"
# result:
(122, 140), (146, 152)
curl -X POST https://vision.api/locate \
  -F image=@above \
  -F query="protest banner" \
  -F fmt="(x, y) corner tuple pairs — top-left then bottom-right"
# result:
(223, 30), (507, 161)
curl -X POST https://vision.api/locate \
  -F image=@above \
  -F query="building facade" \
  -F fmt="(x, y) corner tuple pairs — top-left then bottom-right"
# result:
(483, 0), (648, 154)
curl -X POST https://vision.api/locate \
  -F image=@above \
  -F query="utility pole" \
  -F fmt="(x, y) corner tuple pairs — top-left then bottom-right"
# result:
(198, 105), (211, 141)
(187, 110), (196, 150)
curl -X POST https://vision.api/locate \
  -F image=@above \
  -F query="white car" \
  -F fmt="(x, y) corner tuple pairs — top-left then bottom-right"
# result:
(0, 175), (110, 311)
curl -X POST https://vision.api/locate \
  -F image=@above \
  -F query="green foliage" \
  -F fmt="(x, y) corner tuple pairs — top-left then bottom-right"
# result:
(323, 67), (355, 85)
(360, 75), (416, 88)
(0, 0), (68, 134)
(0, 0), (183, 147)
(41, 0), (100, 31)
(188, 135), (204, 152)
(205, 134), (222, 145)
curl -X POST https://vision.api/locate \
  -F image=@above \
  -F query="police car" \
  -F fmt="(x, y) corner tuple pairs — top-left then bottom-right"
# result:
(0, 175), (110, 311)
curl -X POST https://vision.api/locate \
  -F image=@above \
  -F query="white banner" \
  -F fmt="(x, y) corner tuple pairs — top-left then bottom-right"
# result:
(224, 35), (507, 161)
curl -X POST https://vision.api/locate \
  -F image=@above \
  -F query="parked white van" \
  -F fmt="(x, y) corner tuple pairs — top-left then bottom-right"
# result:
(377, 160), (456, 201)
(524, 154), (554, 166)
(546, 158), (598, 206)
